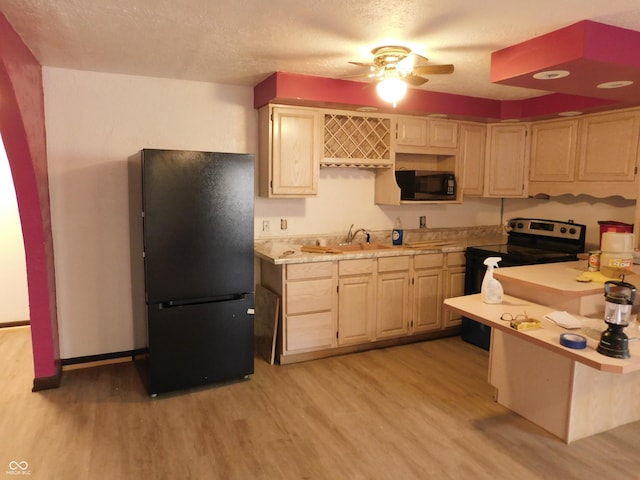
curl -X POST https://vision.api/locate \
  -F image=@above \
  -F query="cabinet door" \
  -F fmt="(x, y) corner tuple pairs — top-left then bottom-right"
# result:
(529, 119), (578, 182)
(485, 124), (530, 197)
(413, 269), (443, 333)
(271, 106), (321, 196)
(443, 266), (466, 328)
(460, 123), (486, 196)
(396, 116), (427, 146)
(578, 111), (640, 182)
(376, 271), (410, 338)
(338, 275), (375, 345)
(429, 119), (458, 148)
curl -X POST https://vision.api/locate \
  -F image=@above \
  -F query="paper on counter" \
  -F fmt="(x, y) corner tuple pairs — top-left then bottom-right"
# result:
(545, 311), (583, 329)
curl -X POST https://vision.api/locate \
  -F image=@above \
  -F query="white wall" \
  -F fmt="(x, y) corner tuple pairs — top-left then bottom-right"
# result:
(43, 68), (257, 358)
(255, 168), (505, 239)
(42, 66), (636, 359)
(0, 137), (29, 323)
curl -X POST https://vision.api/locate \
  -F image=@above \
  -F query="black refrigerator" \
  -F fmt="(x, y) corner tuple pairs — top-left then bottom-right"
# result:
(129, 148), (255, 395)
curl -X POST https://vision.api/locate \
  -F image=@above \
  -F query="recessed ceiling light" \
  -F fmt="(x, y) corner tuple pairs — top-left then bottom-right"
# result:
(597, 80), (633, 89)
(558, 111), (583, 117)
(356, 106), (378, 112)
(533, 70), (570, 80)
(427, 113), (448, 118)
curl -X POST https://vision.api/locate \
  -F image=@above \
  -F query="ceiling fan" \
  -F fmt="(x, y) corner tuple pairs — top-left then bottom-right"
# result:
(349, 45), (454, 106)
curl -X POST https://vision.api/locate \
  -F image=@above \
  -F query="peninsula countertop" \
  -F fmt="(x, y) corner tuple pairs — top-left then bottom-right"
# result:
(445, 293), (640, 374)
(493, 261), (636, 297)
(493, 261), (640, 316)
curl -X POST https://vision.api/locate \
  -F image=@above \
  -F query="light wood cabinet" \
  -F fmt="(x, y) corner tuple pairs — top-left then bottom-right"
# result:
(396, 116), (458, 152)
(259, 251), (462, 364)
(283, 262), (337, 354)
(411, 254), (444, 333)
(337, 259), (376, 345)
(528, 109), (640, 199)
(442, 252), (466, 328)
(396, 116), (427, 147)
(459, 122), (487, 196)
(258, 105), (322, 198)
(577, 110), (639, 182)
(529, 119), (578, 182)
(323, 112), (393, 167)
(484, 124), (530, 197)
(376, 256), (411, 339)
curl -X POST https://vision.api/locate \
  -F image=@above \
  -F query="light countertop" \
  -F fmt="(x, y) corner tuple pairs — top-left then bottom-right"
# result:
(445, 293), (640, 374)
(254, 236), (505, 265)
(494, 261), (640, 297)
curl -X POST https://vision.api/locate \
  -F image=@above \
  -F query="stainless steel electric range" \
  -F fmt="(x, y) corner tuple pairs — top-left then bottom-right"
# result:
(463, 218), (587, 350)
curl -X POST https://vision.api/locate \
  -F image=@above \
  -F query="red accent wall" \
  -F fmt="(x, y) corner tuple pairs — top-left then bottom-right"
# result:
(0, 13), (59, 382)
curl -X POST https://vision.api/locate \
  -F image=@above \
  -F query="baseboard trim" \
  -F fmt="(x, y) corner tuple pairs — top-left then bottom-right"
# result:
(0, 320), (30, 328)
(32, 362), (62, 392)
(61, 348), (148, 371)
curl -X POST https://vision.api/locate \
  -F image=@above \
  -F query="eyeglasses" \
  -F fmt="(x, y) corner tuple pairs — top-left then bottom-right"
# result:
(500, 312), (528, 322)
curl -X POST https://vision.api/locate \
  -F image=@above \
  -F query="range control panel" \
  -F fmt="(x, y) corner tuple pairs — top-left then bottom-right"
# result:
(508, 218), (586, 242)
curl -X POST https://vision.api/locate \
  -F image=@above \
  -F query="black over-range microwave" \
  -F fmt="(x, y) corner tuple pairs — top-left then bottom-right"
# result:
(395, 170), (457, 200)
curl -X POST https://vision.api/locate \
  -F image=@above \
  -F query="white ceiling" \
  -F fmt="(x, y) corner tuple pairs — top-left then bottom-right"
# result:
(2, 0), (640, 101)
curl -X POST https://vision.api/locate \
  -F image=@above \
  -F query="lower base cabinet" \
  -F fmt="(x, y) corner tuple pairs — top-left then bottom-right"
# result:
(337, 259), (376, 345)
(283, 262), (337, 354)
(377, 256), (411, 339)
(443, 252), (466, 328)
(412, 254), (444, 333)
(259, 251), (464, 363)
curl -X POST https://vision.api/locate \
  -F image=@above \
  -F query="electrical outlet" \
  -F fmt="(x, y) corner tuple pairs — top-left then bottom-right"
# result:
(419, 216), (427, 229)
(262, 220), (270, 232)
(280, 218), (287, 230)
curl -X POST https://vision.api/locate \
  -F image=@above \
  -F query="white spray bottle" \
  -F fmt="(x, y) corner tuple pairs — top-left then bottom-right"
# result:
(481, 257), (504, 304)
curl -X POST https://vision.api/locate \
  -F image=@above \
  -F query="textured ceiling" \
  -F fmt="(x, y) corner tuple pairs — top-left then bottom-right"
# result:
(2, 0), (640, 104)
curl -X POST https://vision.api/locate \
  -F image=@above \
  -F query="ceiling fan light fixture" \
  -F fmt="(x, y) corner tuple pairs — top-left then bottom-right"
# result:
(376, 77), (407, 108)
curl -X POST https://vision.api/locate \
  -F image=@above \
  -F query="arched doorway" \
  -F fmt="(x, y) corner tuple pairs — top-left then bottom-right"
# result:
(0, 14), (60, 389)
(0, 136), (29, 325)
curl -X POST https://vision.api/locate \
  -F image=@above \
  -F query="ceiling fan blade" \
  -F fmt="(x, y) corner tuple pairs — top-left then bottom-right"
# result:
(403, 74), (429, 86)
(407, 53), (429, 65)
(412, 64), (455, 75)
(349, 61), (375, 68)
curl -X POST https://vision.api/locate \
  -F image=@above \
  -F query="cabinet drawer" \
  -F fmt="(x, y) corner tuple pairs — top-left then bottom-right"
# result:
(339, 258), (375, 276)
(446, 251), (466, 267)
(414, 253), (444, 269)
(285, 311), (335, 352)
(378, 256), (411, 273)
(287, 261), (334, 280)
(286, 278), (334, 314)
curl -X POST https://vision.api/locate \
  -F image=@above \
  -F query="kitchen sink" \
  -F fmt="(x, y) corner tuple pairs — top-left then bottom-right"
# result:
(328, 242), (395, 252)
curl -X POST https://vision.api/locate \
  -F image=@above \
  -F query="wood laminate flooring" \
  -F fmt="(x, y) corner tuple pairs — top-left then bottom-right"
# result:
(1, 325), (639, 479)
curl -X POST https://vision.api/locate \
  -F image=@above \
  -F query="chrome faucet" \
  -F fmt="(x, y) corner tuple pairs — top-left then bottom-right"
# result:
(346, 224), (370, 244)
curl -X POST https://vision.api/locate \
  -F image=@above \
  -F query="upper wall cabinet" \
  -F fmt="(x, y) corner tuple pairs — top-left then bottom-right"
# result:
(529, 119), (579, 182)
(258, 105), (322, 198)
(459, 122), (487, 197)
(529, 109), (640, 199)
(396, 117), (458, 154)
(484, 124), (530, 198)
(579, 110), (639, 182)
(322, 111), (393, 168)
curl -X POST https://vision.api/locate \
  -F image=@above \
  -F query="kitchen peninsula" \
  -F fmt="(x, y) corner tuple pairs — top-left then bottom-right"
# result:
(445, 261), (640, 443)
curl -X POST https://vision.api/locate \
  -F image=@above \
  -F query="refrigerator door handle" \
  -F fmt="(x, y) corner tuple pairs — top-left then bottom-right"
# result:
(157, 293), (250, 309)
